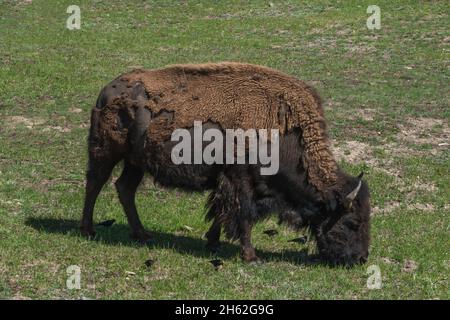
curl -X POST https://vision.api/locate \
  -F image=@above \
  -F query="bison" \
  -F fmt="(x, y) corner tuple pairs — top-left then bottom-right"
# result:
(80, 62), (371, 266)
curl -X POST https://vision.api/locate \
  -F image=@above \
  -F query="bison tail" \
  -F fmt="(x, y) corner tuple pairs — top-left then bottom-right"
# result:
(87, 101), (131, 164)
(87, 106), (102, 159)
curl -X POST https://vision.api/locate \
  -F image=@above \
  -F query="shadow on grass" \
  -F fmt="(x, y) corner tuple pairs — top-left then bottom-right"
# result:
(25, 217), (321, 266)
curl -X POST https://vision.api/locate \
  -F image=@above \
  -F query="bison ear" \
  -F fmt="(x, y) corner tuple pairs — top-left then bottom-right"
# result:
(343, 172), (364, 210)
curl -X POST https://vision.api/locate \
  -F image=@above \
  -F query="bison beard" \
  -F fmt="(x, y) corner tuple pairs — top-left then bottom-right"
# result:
(81, 62), (371, 266)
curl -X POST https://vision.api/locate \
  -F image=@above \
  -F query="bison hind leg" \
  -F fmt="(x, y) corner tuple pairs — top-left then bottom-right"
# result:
(80, 157), (120, 238)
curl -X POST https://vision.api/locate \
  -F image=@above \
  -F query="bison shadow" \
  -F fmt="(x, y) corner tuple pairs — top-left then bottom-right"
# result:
(25, 217), (321, 266)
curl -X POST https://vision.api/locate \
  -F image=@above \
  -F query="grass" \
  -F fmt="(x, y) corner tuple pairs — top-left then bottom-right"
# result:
(0, 0), (449, 299)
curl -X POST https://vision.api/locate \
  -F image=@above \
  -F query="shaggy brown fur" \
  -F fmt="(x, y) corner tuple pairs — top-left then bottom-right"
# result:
(110, 62), (338, 191)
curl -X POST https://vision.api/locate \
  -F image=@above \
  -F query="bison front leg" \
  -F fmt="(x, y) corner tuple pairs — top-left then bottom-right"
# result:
(239, 219), (261, 264)
(115, 159), (152, 243)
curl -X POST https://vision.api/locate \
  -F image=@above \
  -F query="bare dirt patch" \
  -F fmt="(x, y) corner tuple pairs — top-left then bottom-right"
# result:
(4, 115), (72, 133)
(406, 203), (435, 212)
(332, 140), (374, 165)
(333, 115), (448, 158)
(0, 198), (22, 215)
(331, 140), (400, 177)
(372, 201), (401, 215)
(344, 42), (377, 58)
(381, 142), (423, 158)
(332, 135), (442, 216)
(356, 108), (377, 121)
(69, 107), (83, 114)
(6, 116), (45, 129)
(399, 180), (438, 201)
(372, 201), (439, 216)
(330, 106), (379, 122)
(16, 0), (33, 6)
(396, 117), (450, 153)
(332, 117), (448, 183)
(42, 126), (71, 133)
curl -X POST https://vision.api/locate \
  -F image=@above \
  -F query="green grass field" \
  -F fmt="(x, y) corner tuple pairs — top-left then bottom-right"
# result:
(0, 0), (448, 299)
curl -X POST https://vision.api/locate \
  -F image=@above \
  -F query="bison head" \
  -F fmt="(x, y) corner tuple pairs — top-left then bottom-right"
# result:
(310, 172), (371, 266)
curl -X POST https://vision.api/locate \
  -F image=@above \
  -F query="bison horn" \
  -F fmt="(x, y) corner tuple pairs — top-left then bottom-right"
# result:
(344, 172), (364, 208)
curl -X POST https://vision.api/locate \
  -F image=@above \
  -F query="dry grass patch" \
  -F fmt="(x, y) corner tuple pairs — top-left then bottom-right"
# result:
(396, 117), (450, 152)
(4, 115), (72, 133)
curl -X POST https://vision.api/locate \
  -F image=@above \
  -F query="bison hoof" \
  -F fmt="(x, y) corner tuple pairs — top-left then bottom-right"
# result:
(131, 230), (154, 244)
(241, 251), (263, 265)
(247, 257), (263, 265)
